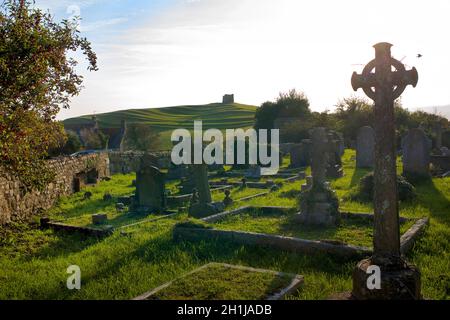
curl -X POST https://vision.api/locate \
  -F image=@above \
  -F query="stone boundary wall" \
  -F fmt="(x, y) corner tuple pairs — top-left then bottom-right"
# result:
(108, 151), (171, 174)
(0, 153), (110, 225)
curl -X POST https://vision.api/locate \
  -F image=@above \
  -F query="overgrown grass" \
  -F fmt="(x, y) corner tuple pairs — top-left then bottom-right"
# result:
(0, 150), (449, 300)
(213, 210), (414, 248)
(147, 263), (294, 300)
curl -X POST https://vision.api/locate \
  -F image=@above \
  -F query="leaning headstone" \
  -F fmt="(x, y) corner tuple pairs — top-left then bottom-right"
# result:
(351, 42), (421, 300)
(356, 126), (375, 168)
(134, 154), (167, 213)
(188, 164), (223, 218)
(295, 128), (340, 226)
(402, 128), (432, 178)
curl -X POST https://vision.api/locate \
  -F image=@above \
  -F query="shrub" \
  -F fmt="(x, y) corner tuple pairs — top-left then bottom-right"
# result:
(352, 172), (416, 202)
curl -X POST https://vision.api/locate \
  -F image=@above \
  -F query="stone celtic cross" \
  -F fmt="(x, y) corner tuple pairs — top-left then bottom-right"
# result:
(352, 43), (418, 265)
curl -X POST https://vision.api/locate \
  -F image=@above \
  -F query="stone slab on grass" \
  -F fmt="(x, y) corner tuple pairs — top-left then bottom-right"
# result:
(174, 227), (371, 259)
(400, 217), (429, 254)
(175, 207), (428, 259)
(201, 206), (295, 223)
(41, 218), (113, 238)
(134, 263), (303, 300)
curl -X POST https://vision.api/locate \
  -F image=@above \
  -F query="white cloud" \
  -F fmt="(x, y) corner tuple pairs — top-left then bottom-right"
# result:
(59, 0), (450, 119)
(80, 17), (128, 32)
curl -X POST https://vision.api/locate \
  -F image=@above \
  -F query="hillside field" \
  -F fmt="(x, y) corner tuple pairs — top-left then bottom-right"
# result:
(63, 103), (258, 150)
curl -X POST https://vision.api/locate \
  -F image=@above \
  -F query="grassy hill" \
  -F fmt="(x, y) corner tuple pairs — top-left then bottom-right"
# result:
(63, 103), (258, 150)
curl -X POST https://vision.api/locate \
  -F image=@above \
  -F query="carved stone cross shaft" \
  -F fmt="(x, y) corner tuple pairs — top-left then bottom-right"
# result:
(352, 43), (418, 265)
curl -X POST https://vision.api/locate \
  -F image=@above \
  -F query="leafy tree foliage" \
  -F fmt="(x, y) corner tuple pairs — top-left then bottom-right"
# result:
(122, 124), (161, 152)
(79, 128), (108, 150)
(0, 0), (97, 190)
(255, 89), (311, 130)
(48, 130), (82, 157)
(258, 90), (449, 146)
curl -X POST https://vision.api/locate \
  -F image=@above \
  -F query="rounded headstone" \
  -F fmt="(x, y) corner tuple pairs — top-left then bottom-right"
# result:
(356, 126), (375, 168)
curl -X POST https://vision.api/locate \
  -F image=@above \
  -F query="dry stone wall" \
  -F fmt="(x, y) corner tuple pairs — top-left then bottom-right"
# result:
(108, 151), (171, 174)
(0, 153), (110, 225)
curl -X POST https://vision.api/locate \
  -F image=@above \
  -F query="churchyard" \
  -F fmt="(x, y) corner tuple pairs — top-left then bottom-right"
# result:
(0, 146), (448, 299)
(1, 36), (449, 301)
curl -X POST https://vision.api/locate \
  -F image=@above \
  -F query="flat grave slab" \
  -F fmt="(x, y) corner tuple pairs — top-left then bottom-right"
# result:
(134, 263), (304, 300)
(174, 207), (429, 260)
(42, 210), (179, 236)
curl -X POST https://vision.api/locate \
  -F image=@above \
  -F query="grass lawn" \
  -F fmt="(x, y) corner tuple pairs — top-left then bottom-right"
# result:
(44, 173), (272, 229)
(0, 150), (449, 300)
(143, 263), (296, 300)
(213, 209), (415, 248)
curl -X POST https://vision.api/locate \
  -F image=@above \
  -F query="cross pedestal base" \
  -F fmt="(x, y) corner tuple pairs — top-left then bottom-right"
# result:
(352, 258), (421, 300)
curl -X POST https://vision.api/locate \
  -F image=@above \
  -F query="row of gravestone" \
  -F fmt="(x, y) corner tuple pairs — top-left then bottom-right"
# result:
(128, 153), (228, 218)
(289, 128), (345, 179)
(356, 126), (450, 177)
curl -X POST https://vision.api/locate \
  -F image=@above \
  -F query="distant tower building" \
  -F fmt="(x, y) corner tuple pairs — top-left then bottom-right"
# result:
(222, 94), (234, 104)
(91, 115), (100, 131)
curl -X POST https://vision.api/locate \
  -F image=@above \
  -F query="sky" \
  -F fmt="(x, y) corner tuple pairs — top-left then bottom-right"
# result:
(34, 0), (450, 120)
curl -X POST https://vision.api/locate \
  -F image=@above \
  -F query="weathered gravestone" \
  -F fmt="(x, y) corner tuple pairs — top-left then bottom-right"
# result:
(351, 42), (421, 299)
(222, 189), (234, 208)
(188, 164), (224, 218)
(295, 127), (340, 226)
(245, 165), (262, 179)
(356, 126), (375, 168)
(167, 163), (189, 180)
(134, 154), (167, 213)
(402, 128), (431, 178)
(289, 143), (303, 168)
(433, 122), (443, 150)
(326, 131), (344, 178)
(329, 130), (345, 157)
(290, 140), (312, 168)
